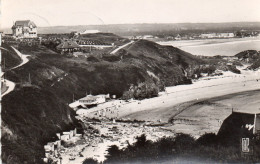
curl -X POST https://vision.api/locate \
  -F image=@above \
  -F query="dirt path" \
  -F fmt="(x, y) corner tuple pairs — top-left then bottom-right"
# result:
(110, 41), (134, 54)
(1, 47), (30, 98)
(11, 46), (30, 69)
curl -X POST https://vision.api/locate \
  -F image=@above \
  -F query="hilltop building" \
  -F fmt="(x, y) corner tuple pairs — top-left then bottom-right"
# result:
(12, 20), (37, 38)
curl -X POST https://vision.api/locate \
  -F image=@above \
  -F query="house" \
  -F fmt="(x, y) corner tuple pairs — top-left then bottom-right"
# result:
(223, 56), (238, 61)
(218, 33), (234, 38)
(78, 94), (106, 105)
(43, 158), (48, 163)
(200, 33), (217, 38)
(175, 34), (182, 40)
(77, 40), (113, 49)
(69, 94), (109, 109)
(60, 134), (70, 141)
(44, 145), (52, 152)
(55, 140), (61, 148)
(63, 131), (73, 139)
(47, 142), (55, 151)
(218, 111), (260, 140)
(12, 20), (37, 38)
(56, 41), (80, 53)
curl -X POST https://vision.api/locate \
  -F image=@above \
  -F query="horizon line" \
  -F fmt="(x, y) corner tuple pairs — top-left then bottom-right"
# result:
(1, 21), (260, 29)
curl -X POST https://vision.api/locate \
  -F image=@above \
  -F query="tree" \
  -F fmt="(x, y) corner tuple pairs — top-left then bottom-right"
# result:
(197, 133), (218, 146)
(174, 133), (195, 153)
(135, 134), (148, 147)
(106, 145), (121, 161)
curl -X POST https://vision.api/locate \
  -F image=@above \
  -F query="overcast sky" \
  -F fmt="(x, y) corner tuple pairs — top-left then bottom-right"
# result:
(1, 0), (260, 28)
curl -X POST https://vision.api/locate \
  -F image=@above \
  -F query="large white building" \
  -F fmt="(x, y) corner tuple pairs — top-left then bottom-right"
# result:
(12, 20), (37, 38)
(200, 33), (234, 39)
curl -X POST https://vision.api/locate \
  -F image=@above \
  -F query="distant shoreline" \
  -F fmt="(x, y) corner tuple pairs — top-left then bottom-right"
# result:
(158, 37), (260, 47)
(158, 37), (260, 56)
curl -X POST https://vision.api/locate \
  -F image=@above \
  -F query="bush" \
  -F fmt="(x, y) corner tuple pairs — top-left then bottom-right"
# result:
(105, 145), (121, 161)
(83, 158), (99, 164)
(227, 65), (241, 74)
(122, 82), (159, 100)
(197, 133), (218, 146)
(173, 133), (196, 153)
(134, 134), (149, 147)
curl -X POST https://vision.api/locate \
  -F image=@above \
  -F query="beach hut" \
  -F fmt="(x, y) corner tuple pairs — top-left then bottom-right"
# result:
(61, 134), (70, 141)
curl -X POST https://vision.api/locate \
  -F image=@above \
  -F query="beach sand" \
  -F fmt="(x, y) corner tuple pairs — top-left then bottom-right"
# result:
(65, 66), (260, 163)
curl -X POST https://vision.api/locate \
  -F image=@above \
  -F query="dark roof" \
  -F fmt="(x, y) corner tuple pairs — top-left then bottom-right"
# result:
(79, 95), (99, 101)
(12, 20), (37, 28)
(56, 41), (80, 49)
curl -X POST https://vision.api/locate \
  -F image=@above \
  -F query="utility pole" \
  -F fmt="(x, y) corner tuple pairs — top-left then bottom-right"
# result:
(3, 58), (6, 82)
(28, 73), (31, 84)
(3, 58), (5, 70)
(253, 113), (256, 134)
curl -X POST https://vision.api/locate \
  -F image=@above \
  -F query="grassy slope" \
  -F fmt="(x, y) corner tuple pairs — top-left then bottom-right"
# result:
(1, 87), (78, 163)
(1, 46), (80, 164)
(1, 43), (22, 70)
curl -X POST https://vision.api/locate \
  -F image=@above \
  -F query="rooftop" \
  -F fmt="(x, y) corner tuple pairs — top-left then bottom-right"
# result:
(56, 41), (80, 49)
(12, 20), (37, 29)
(79, 95), (100, 101)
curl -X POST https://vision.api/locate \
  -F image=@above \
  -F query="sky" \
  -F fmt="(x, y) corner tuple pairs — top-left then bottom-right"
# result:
(1, 0), (260, 28)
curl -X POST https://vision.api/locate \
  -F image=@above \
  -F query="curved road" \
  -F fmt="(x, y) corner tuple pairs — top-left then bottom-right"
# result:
(1, 47), (30, 98)
(110, 41), (134, 54)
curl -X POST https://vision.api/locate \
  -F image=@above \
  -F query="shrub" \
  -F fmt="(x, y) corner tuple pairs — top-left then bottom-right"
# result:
(173, 133), (196, 153)
(197, 133), (219, 146)
(83, 158), (99, 164)
(122, 82), (159, 100)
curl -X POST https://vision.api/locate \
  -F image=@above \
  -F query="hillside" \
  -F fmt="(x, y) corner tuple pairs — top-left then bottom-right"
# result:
(1, 39), (225, 163)
(1, 43), (22, 70)
(1, 46), (81, 164)
(235, 50), (260, 69)
(7, 40), (206, 99)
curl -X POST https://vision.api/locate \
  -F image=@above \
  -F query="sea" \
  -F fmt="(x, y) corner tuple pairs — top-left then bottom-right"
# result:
(157, 37), (260, 56)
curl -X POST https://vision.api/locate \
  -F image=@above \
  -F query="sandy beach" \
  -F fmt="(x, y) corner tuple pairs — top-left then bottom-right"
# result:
(60, 66), (260, 163)
(82, 66), (260, 123)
